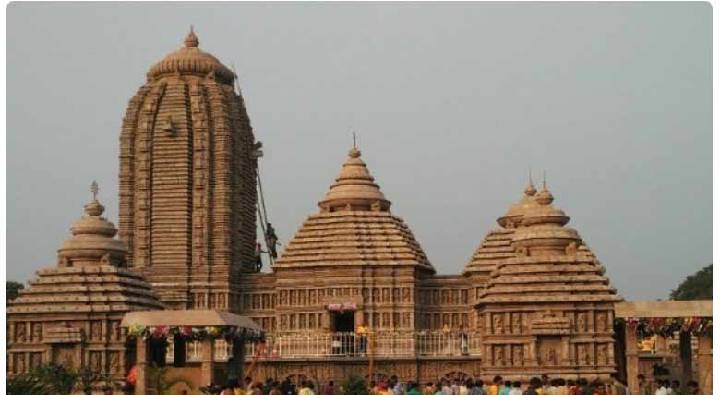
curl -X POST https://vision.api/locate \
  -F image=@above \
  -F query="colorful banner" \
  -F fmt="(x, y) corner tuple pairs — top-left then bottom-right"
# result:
(327, 302), (357, 312)
(125, 324), (265, 342)
(618, 317), (712, 338)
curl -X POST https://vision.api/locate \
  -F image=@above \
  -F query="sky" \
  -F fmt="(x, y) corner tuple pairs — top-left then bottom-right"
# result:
(6, 2), (711, 301)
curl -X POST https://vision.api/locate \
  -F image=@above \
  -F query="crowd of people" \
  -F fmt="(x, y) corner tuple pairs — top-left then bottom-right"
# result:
(201, 374), (704, 395)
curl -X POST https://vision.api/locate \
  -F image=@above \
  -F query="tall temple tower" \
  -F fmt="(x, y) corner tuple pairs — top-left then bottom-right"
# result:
(118, 29), (258, 310)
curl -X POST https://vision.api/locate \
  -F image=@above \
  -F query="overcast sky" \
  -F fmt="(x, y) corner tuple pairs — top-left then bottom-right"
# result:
(7, 2), (711, 301)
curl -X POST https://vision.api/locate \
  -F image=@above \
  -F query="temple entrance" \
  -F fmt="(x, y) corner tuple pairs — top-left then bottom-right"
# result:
(332, 311), (355, 332)
(330, 311), (355, 355)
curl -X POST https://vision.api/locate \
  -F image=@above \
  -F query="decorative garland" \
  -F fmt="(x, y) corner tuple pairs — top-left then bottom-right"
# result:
(617, 317), (712, 338)
(125, 324), (265, 342)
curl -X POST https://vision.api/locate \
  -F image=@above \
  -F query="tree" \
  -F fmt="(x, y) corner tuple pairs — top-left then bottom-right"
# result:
(7, 280), (25, 304)
(340, 375), (370, 395)
(670, 264), (712, 301)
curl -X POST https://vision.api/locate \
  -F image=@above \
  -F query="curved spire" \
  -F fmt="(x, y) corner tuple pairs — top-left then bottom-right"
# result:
(318, 145), (390, 212)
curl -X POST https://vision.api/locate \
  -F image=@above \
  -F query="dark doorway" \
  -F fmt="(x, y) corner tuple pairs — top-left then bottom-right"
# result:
(333, 311), (355, 332)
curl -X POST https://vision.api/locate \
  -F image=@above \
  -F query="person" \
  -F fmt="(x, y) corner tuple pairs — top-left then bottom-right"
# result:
(459, 380), (470, 395)
(654, 380), (668, 395)
(441, 380), (452, 395)
(434, 382), (445, 395)
(356, 324), (368, 354)
(223, 386), (237, 395)
(470, 380), (486, 395)
(325, 381), (335, 395)
(488, 376), (503, 395)
(523, 377), (542, 395)
(377, 382), (392, 395)
(392, 376), (404, 395)
(269, 382), (282, 395)
(424, 382), (437, 395)
(555, 379), (568, 395)
(638, 375), (652, 395)
(299, 381), (310, 395)
(687, 380), (701, 395)
(254, 242), (263, 272)
(407, 382), (423, 395)
(265, 223), (279, 258)
(538, 375), (549, 395)
(499, 381), (510, 395)
(509, 382), (522, 395)
(668, 381), (680, 395)
(578, 379), (592, 395)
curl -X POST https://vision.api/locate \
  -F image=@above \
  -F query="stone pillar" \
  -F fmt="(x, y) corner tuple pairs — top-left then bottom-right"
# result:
(696, 334), (712, 395)
(135, 339), (147, 395)
(679, 331), (692, 387)
(201, 338), (215, 387)
(625, 324), (639, 395)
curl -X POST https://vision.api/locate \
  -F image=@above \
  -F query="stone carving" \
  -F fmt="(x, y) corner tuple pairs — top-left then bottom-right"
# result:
(512, 314), (521, 334)
(596, 312), (607, 332)
(597, 344), (608, 365)
(493, 314), (504, 334)
(513, 345), (523, 366)
(494, 346), (505, 366)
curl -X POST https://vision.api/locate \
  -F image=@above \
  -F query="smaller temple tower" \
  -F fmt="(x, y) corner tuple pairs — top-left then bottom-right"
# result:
(476, 182), (620, 381)
(7, 184), (162, 382)
(271, 146), (434, 334)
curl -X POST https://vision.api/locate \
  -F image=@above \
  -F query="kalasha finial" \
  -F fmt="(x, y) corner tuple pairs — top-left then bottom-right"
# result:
(535, 171), (554, 205)
(90, 180), (99, 201)
(348, 129), (361, 158)
(184, 25), (199, 48)
(85, 181), (105, 217)
(524, 168), (537, 196)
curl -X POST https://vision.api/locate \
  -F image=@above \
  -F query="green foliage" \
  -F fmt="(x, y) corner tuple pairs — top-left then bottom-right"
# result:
(340, 375), (370, 395)
(7, 369), (54, 395)
(670, 264), (713, 301)
(7, 365), (79, 395)
(7, 280), (25, 304)
(6, 365), (120, 395)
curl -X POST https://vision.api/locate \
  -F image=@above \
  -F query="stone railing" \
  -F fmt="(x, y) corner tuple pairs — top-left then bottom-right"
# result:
(245, 331), (482, 360)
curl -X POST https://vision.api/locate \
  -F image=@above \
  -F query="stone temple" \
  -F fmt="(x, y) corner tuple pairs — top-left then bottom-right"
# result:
(7, 30), (712, 394)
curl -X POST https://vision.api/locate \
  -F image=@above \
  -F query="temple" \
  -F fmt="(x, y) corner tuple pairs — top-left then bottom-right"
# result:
(7, 30), (712, 395)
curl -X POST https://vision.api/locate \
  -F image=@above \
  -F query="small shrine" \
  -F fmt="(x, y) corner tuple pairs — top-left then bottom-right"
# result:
(121, 310), (263, 395)
(476, 182), (621, 381)
(7, 184), (163, 390)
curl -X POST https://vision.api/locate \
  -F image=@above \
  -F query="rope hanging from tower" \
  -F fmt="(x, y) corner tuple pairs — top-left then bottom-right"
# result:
(232, 62), (280, 272)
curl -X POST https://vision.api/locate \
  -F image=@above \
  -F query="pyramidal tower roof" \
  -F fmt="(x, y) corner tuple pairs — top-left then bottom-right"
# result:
(462, 181), (538, 279)
(275, 146), (433, 272)
(9, 185), (162, 316)
(477, 183), (619, 304)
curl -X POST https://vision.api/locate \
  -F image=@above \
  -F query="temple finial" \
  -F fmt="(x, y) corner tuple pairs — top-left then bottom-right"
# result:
(524, 168), (537, 196)
(352, 129), (357, 150)
(542, 170), (547, 190)
(90, 181), (99, 201)
(184, 25), (199, 48)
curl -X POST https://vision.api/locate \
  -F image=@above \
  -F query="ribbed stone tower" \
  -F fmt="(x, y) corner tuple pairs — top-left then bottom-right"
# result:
(476, 183), (620, 381)
(118, 29), (257, 310)
(7, 186), (162, 379)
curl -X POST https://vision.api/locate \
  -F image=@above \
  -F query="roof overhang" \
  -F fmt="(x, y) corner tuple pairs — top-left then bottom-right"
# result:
(614, 301), (712, 318)
(121, 309), (263, 331)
